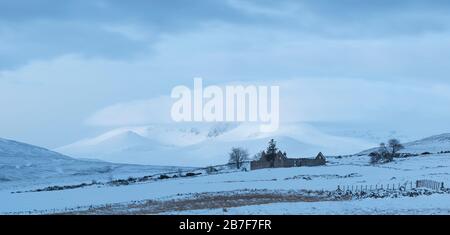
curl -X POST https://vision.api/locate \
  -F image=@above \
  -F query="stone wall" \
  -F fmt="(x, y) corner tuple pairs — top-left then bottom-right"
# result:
(250, 160), (273, 170)
(298, 158), (326, 167)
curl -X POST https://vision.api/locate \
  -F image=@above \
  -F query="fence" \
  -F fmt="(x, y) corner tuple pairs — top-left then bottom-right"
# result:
(338, 181), (414, 192)
(337, 180), (445, 192)
(416, 180), (444, 190)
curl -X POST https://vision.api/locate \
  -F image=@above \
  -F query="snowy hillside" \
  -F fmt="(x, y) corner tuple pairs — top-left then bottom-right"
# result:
(402, 133), (450, 154)
(358, 133), (450, 155)
(0, 137), (71, 161)
(56, 123), (374, 166)
(0, 138), (189, 189)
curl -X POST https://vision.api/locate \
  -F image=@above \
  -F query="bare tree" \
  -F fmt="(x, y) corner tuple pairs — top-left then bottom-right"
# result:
(388, 139), (404, 155)
(228, 147), (249, 169)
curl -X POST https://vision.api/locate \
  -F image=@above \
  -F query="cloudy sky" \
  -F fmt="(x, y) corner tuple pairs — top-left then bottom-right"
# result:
(1, 0), (450, 148)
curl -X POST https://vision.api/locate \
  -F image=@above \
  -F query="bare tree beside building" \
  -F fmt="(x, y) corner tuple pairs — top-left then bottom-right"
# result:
(228, 147), (249, 169)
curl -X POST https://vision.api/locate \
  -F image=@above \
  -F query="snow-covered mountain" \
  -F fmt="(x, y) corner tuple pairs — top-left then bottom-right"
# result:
(56, 123), (375, 166)
(0, 137), (188, 188)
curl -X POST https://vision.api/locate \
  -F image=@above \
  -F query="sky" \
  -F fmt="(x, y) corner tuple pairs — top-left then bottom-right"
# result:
(1, 0), (450, 148)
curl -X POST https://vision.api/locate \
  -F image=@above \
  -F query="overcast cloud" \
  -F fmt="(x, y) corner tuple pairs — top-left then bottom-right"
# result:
(1, 0), (450, 147)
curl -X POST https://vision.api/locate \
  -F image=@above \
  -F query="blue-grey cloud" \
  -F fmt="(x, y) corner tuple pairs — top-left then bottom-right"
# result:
(1, 0), (450, 69)
(0, 0), (245, 68)
(2, 1), (450, 147)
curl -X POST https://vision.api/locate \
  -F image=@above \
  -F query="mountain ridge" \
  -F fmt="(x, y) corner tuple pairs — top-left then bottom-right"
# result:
(55, 123), (375, 166)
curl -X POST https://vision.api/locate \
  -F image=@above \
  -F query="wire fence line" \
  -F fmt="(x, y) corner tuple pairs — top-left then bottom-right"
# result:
(337, 180), (445, 193)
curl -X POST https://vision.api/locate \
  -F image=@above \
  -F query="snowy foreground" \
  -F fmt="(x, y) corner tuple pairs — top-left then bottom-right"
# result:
(166, 194), (450, 215)
(1, 152), (450, 214)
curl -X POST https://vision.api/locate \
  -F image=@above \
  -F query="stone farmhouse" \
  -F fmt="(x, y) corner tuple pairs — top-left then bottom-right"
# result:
(250, 152), (326, 171)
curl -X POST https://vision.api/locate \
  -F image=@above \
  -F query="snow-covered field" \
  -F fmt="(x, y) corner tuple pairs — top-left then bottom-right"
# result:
(1, 133), (450, 214)
(1, 152), (449, 214)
